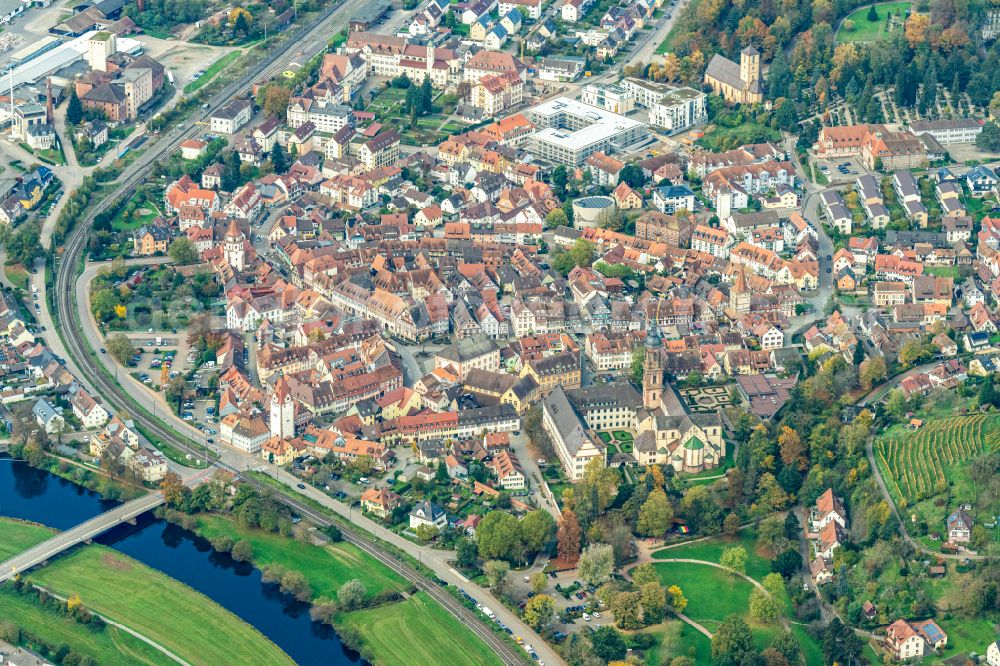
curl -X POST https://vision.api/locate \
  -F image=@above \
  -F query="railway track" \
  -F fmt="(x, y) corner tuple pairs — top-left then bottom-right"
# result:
(48, 3), (529, 663)
(255, 485), (526, 665)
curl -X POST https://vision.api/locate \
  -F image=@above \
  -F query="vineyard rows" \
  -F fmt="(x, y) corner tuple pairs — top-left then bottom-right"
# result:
(875, 414), (1000, 502)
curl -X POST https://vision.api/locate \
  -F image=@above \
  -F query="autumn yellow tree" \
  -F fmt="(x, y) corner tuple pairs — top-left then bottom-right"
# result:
(229, 7), (252, 24)
(67, 593), (83, 610)
(778, 425), (804, 469)
(646, 465), (665, 489)
(905, 13), (930, 48)
(667, 584), (688, 613)
(114, 304), (127, 319)
(661, 53), (681, 82)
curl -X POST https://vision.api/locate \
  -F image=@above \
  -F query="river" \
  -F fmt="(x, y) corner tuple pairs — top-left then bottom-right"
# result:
(0, 457), (363, 666)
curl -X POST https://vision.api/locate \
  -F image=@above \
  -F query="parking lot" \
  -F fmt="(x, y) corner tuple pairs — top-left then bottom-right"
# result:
(814, 155), (869, 183)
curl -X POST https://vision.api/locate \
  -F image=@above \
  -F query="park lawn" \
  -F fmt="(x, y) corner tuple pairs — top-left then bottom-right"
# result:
(836, 2), (911, 42)
(339, 591), (503, 666)
(0, 517), (54, 560)
(0, 586), (174, 666)
(653, 561), (754, 625)
(28, 545), (294, 666)
(184, 50), (242, 93)
(193, 513), (408, 600)
(652, 528), (772, 582)
(3, 264), (29, 290)
(641, 620), (711, 664)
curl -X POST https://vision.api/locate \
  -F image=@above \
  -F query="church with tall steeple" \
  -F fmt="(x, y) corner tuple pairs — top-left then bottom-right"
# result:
(643, 328), (664, 410)
(637, 326), (726, 473)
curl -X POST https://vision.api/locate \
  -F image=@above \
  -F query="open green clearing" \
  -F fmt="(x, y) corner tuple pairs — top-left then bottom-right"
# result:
(937, 616), (999, 660)
(651, 529), (824, 664)
(28, 545), (294, 666)
(0, 586), (174, 666)
(111, 195), (163, 231)
(184, 50), (242, 93)
(641, 619), (712, 664)
(0, 518), (173, 665)
(339, 591), (503, 666)
(836, 2), (911, 43)
(193, 513), (408, 600)
(653, 561), (755, 627)
(366, 87), (465, 145)
(923, 265), (962, 278)
(653, 528), (772, 581)
(0, 517), (53, 560)
(699, 122), (783, 152)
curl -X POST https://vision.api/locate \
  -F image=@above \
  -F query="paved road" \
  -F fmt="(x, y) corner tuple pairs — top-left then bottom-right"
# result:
(259, 463), (557, 664)
(250, 469), (529, 665)
(0, 493), (165, 582)
(47, 2), (550, 664)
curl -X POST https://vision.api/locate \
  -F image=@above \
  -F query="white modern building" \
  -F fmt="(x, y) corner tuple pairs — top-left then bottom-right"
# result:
(650, 87), (707, 134)
(620, 77), (707, 134)
(580, 82), (635, 115)
(524, 96), (649, 165)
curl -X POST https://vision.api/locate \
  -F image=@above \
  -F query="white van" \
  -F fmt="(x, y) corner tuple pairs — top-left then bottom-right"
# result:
(358, 477), (369, 485)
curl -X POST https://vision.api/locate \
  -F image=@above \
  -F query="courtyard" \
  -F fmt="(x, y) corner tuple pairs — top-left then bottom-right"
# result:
(679, 386), (734, 413)
(597, 429), (634, 455)
(366, 85), (472, 145)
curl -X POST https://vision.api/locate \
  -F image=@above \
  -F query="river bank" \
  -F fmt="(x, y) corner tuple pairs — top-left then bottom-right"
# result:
(0, 458), (365, 666)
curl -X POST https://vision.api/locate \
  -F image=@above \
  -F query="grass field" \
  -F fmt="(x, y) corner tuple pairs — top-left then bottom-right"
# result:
(652, 528), (772, 582)
(836, 2), (911, 43)
(0, 586), (175, 666)
(184, 51), (242, 94)
(653, 561), (754, 629)
(923, 265), (962, 278)
(651, 530), (825, 665)
(874, 413), (1000, 506)
(0, 517), (53, 560)
(642, 620), (712, 664)
(29, 546), (294, 666)
(193, 513), (408, 600)
(339, 591), (503, 666)
(0, 519), (175, 665)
